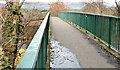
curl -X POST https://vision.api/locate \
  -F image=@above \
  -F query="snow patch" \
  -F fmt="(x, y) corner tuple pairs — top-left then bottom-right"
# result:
(50, 36), (81, 68)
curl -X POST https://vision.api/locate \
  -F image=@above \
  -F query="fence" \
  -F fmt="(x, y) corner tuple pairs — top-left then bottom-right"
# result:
(58, 12), (120, 53)
(16, 12), (50, 69)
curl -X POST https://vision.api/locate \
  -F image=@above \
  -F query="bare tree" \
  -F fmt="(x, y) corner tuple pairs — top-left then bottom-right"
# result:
(83, 0), (104, 14)
(115, 0), (120, 16)
(48, 0), (70, 16)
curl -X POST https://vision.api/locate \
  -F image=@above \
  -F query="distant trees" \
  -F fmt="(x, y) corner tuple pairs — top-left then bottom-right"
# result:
(83, 0), (104, 14)
(48, 0), (70, 16)
(82, 0), (120, 16)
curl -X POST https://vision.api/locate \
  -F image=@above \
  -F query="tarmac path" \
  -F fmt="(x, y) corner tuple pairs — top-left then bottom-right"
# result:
(51, 17), (116, 68)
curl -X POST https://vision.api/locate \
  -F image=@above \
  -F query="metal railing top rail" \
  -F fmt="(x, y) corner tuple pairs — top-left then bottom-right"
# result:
(63, 12), (120, 19)
(16, 12), (50, 68)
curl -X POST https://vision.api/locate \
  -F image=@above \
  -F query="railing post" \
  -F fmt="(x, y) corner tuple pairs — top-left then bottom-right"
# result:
(108, 17), (112, 48)
(94, 15), (96, 39)
(85, 14), (88, 33)
(118, 18), (120, 52)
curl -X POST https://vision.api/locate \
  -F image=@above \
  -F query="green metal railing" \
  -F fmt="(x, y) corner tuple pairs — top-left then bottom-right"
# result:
(16, 12), (50, 69)
(58, 12), (120, 53)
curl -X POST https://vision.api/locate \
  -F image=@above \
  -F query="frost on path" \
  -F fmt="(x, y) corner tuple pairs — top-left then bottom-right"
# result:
(50, 36), (81, 68)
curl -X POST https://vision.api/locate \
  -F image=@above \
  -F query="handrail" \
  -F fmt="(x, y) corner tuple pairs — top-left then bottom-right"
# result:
(16, 12), (50, 69)
(58, 12), (120, 53)
(65, 12), (120, 18)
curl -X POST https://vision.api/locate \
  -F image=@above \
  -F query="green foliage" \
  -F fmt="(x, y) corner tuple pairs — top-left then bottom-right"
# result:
(4, 2), (25, 38)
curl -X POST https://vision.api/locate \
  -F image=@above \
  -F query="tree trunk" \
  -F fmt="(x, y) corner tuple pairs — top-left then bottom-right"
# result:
(10, 2), (19, 68)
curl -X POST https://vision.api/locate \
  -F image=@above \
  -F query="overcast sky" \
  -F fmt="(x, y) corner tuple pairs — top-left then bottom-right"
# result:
(0, 0), (120, 6)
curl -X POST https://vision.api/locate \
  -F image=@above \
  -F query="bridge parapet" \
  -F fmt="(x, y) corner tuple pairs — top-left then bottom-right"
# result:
(16, 12), (50, 69)
(58, 12), (120, 53)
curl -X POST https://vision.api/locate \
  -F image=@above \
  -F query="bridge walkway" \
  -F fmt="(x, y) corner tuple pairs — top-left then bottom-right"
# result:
(51, 17), (116, 68)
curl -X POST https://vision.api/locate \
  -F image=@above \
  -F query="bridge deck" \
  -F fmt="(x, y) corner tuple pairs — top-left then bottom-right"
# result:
(51, 17), (116, 68)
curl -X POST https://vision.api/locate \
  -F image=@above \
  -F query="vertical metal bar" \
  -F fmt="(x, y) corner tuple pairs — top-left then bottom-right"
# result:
(94, 15), (96, 38)
(85, 14), (87, 32)
(40, 37), (45, 68)
(118, 18), (120, 53)
(108, 17), (112, 48)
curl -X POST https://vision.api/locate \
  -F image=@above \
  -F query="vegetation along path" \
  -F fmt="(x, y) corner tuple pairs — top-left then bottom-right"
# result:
(51, 17), (117, 68)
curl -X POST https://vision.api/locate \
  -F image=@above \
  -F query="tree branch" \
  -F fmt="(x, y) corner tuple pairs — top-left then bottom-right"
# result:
(115, 0), (119, 10)
(0, 13), (5, 23)
(0, 13), (6, 29)
(18, 0), (25, 9)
